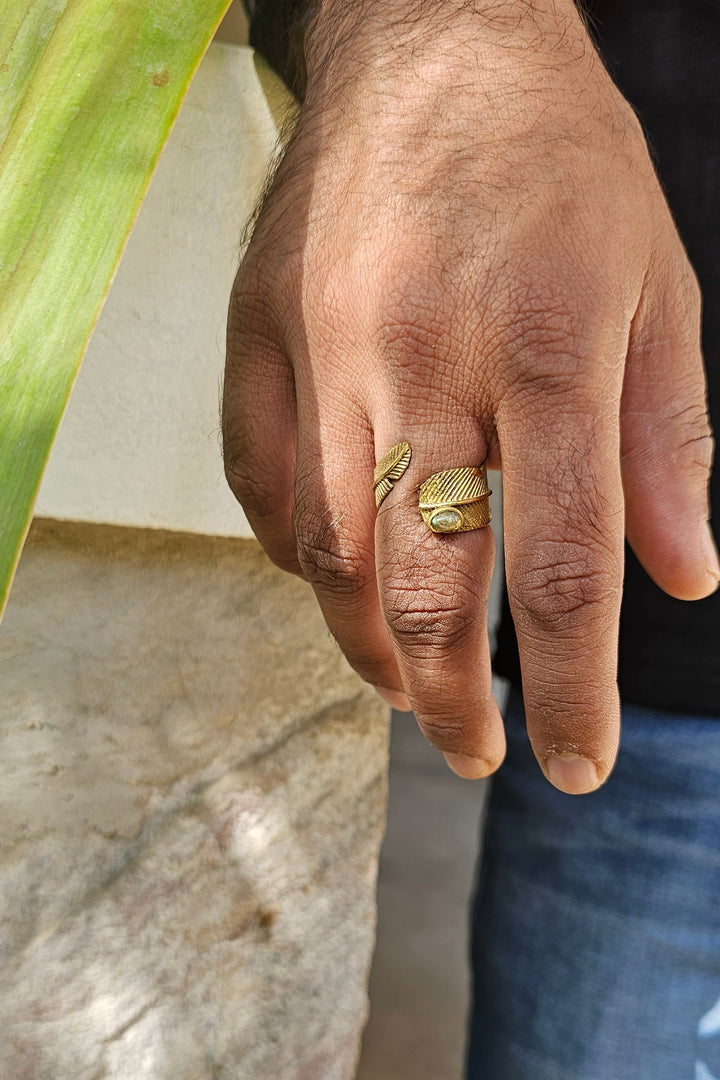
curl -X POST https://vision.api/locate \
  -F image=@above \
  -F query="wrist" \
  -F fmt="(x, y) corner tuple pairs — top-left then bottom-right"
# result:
(294, 0), (617, 164)
(302, 0), (589, 102)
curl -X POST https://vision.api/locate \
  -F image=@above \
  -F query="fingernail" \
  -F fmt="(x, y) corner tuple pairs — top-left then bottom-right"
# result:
(702, 522), (720, 585)
(443, 752), (491, 780)
(374, 686), (412, 712)
(546, 754), (599, 795)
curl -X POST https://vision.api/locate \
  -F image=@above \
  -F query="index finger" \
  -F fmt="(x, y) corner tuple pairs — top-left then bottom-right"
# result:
(498, 390), (625, 795)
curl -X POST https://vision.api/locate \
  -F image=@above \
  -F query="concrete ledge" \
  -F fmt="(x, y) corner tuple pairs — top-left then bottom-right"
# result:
(0, 520), (389, 1080)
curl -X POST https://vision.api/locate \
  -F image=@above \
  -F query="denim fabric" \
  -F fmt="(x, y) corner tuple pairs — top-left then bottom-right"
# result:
(467, 688), (720, 1080)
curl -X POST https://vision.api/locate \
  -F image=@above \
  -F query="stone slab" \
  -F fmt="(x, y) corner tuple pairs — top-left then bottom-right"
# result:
(0, 521), (388, 1079)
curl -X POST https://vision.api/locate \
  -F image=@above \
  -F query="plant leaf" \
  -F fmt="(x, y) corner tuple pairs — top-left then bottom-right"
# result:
(0, 0), (232, 619)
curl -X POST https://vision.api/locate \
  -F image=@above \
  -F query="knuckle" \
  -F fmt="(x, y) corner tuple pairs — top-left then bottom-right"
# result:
(670, 404), (715, 476)
(295, 514), (371, 597)
(688, 430), (716, 477)
(508, 363), (586, 403)
(686, 275), (703, 322)
(373, 276), (450, 381)
(502, 348), (602, 413)
(226, 308), (281, 375)
(511, 549), (621, 632)
(223, 453), (279, 521)
(502, 370), (595, 423)
(227, 255), (293, 359)
(228, 264), (274, 340)
(416, 716), (472, 753)
(500, 355), (605, 421)
(676, 257), (703, 321)
(506, 282), (583, 346)
(496, 288), (610, 407)
(376, 315), (442, 377)
(511, 303), (585, 360)
(383, 585), (475, 657)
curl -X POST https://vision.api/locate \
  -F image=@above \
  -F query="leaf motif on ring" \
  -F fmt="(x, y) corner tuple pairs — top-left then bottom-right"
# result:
(418, 466), (490, 508)
(373, 442), (412, 507)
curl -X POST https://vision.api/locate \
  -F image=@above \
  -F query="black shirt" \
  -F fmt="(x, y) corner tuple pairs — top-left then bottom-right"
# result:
(244, 0), (720, 715)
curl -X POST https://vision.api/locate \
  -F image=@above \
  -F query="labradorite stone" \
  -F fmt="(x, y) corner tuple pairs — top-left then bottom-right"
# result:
(430, 508), (463, 532)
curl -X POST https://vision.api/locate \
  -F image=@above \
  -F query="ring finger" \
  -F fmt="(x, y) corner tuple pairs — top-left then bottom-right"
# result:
(373, 412), (506, 778)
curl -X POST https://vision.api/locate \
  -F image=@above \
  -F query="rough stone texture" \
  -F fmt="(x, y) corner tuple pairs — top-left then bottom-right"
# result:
(0, 521), (389, 1080)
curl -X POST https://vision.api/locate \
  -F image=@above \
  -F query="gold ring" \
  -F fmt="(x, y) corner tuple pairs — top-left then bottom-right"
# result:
(419, 466), (492, 533)
(374, 442), (412, 507)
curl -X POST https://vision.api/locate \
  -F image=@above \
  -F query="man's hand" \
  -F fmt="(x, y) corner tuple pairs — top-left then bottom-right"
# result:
(223, 0), (718, 793)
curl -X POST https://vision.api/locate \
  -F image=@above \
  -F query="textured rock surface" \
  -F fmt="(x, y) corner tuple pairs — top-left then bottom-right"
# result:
(0, 521), (389, 1080)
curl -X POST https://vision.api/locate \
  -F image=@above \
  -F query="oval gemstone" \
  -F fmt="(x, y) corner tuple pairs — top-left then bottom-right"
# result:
(430, 508), (463, 532)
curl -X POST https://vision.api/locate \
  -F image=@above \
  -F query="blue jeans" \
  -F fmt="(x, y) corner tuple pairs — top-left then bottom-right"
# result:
(467, 688), (720, 1080)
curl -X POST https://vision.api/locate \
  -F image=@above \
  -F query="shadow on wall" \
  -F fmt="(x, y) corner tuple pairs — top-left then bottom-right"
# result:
(215, 0), (249, 45)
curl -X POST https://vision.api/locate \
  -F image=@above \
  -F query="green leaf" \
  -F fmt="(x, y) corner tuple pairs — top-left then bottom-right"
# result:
(0, 0), (232, 619)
